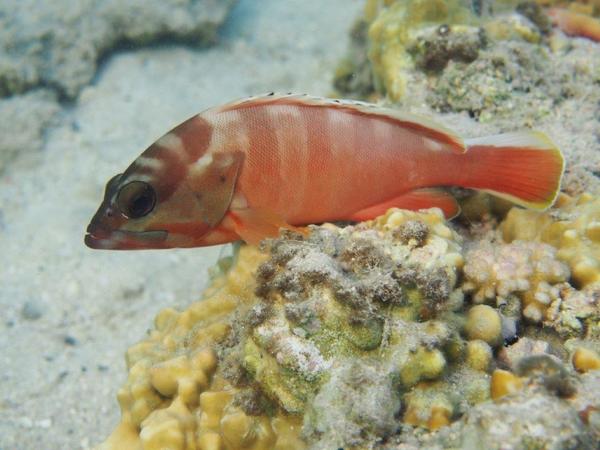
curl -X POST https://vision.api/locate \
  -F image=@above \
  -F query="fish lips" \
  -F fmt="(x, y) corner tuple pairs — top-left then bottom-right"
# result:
(85, 224), (168, 250)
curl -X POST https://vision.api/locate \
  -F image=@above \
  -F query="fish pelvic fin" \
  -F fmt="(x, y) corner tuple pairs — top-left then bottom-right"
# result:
(228, 208), (307, 245)
(348, 188), (460, 221)
(463, 131), (564, 210)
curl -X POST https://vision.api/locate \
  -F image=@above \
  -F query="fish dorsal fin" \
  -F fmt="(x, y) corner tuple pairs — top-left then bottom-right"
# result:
(217, 93), (466, 153)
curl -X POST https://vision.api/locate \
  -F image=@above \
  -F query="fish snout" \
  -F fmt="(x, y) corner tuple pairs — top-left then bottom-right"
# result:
(85, 221), (117, 249)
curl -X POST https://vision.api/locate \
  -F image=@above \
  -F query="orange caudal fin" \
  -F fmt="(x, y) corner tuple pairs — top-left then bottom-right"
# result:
(463, 131), (564, 210)
(348, 188), (460, 221)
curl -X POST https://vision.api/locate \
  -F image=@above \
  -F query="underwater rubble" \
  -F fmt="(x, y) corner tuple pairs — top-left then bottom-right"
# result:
(96, 206), (600, 449)
(0, 0), (236, 174)
(0, 0), (237, 100)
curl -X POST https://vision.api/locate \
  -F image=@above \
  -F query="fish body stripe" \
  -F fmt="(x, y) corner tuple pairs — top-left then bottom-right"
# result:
(221, 102), (460, 224)
(127, 115), (214, 202)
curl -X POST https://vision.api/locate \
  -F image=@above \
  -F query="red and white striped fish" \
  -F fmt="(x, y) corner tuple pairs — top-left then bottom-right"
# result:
(85, 93), (564, 250)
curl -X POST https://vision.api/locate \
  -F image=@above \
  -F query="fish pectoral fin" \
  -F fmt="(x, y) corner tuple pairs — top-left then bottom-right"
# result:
(348, 188), (460, 221)
(229, 208), (304, 245)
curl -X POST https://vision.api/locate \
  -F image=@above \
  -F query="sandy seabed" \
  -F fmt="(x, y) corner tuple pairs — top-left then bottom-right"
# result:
(0, 1), (363, 449)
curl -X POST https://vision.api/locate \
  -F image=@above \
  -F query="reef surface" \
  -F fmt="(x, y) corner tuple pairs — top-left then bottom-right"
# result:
(98, 207), (600, 449)
(335, 0), (600, 197)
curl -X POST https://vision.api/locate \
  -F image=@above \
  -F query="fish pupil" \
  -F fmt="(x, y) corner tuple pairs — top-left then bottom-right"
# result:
(117, 181), (156, 219)
(131, 193), (153, 217)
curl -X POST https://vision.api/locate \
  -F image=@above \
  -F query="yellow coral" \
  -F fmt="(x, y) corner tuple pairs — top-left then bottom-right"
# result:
(490, 369), (523, 400)
(96, 246), (305, 450)
(501, 193), (600, 288)
(365, 0), (477, 100)
(463, 239), (570, 323)
(400, 347), (447, 386)
(97, 208), (475, 448)
(401, 366), (492, 431)
(362, 0), (545, 102)
(95, 200), (600, 448)
(403, 382), (454, 430)
(374, 207), (464, 273)
(464, 305), (503, 347)
(572, 347), (600, 373)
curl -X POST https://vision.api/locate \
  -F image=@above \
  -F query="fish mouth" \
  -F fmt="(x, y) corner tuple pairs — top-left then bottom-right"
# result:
(85, 224), (168, 250)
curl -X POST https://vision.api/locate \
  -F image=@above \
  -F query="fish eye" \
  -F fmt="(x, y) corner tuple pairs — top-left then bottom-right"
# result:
(116, 181), (156, 219)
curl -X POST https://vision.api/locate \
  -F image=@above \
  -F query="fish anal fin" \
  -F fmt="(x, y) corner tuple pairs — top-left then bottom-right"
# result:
(228, 208), (306, 245)
(348, 189), (460, 221)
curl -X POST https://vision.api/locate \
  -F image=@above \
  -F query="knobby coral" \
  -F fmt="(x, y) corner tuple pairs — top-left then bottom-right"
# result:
(96, 203), (600, 449)
(97, 245), (305, 450)
(502, 193), (600, 288)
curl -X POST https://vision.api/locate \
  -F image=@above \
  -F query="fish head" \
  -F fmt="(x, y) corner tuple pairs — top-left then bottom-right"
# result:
(85, 116), (244, 250)
(85, 170), (170, 249)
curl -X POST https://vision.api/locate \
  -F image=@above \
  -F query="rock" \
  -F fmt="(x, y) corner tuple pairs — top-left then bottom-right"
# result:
(447, 386), (595, 449)
(64, 335), (78, 346)
(304, 360), (400, 449)
(0, 0), (237, 100)
(0, 89), (60, 173)
(20, 300), (44, 321)
(497, 337), (553, 370)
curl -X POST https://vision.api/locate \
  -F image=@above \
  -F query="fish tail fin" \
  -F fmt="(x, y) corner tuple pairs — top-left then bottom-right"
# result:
(463, 131), (564, 210)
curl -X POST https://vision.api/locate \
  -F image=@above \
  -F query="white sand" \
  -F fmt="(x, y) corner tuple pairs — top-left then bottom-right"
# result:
(0, 1), (363, 448)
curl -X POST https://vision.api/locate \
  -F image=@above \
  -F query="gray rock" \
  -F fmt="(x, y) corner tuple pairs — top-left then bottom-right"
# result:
(439, 390), (594, 450)
(497, 337), (553, 371)
(0, 89), (60, 173)
(20, 300), (44, 321)
(0, 0), (237, 99)
(381, 373), (600, 450)
(305, 360), (401, 450)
